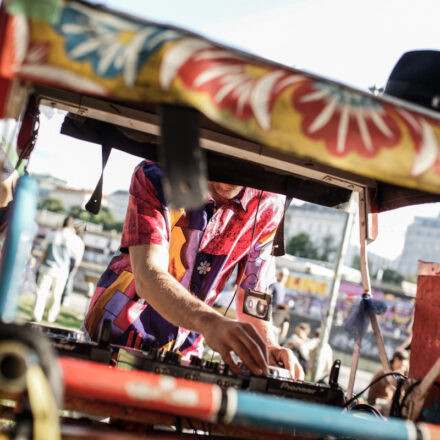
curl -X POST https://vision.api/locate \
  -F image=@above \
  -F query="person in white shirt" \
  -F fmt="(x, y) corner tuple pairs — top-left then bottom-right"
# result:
(61, 225), (85, 306)
(32, 216), (84, 322)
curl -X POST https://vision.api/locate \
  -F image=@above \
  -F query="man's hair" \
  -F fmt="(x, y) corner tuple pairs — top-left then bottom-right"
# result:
(392, 349), (409, 362)
(297, 322), (311, 333)
(63, 216), (75, 228)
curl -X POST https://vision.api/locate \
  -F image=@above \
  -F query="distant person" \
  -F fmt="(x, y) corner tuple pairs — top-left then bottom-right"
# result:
(272, 303), (293, 345)
(32, 216), (84, 322)
(61, 224), (85, 307)
(284, 322), (311, 372)
(269, 267), (289, 306)
(307, 328), (333, 380)
(367, 349), (409, 409)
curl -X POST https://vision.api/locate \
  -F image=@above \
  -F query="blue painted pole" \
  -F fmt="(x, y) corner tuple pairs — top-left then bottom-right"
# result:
(229, 391), (417, 440)
(0, 174), (38, 322)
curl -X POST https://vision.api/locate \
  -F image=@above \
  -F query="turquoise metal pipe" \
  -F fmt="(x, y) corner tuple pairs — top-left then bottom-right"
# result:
(230, 391), (419, 440)
(0, 174), (38, 322)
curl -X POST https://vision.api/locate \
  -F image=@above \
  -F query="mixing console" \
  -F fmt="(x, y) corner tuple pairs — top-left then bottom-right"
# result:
(31, 322), (346, 408)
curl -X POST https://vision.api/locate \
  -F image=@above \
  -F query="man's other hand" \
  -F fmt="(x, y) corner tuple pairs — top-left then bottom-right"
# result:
(268, 345), (304, 380)
(201, 316), (269, 376)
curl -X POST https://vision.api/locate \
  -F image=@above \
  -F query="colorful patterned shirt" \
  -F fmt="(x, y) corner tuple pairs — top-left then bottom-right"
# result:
(84, 160), (285, 358)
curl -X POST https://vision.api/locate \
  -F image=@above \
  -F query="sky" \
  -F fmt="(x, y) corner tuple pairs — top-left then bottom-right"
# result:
(24, 0), (440, 261)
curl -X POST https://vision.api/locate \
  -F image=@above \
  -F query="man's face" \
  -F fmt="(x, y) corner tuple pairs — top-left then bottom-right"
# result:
(207, 182), (243, 201)
(392, 357), (409, 374)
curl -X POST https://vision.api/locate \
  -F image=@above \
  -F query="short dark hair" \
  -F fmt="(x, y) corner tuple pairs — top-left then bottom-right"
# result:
(392, 349), (409, 362)
(63, 216), (74, 228)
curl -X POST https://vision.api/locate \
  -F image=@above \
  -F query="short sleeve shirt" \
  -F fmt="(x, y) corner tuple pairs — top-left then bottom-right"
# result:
(84, 160), (285, 358)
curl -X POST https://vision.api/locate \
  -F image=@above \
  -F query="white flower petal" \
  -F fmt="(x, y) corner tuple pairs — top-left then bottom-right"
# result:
(299, 88), (329, 103)
(159, 38), (212, 90)
(411, 120), (439, 176)
(337, 106), (350, 153)
(355, 109), (373, 151)
(369, 109), (394, 138)
(250, 70), (286, 130)
(307, 97), (338, 133)
(193, 65), (244, 88)
(69, 36), (108, 59)
(97, 42), (122, 74)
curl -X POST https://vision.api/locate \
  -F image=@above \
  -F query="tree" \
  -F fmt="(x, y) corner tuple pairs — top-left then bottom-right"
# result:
(351, 255), (375, 277)
(319, 234), (337, 262)
(381, 269), (404, 286)
(68, 205), (123, 232)
(286, 233), (319, 259)
(40, 197), (66, 214)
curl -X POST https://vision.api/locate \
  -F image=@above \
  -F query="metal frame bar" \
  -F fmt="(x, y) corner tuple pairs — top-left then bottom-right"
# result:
(35, 85), (394, 402)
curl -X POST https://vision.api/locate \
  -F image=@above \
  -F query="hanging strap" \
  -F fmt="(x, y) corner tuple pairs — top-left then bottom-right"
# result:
(85, 144), (112, 215)
(272, 195), (292, 257)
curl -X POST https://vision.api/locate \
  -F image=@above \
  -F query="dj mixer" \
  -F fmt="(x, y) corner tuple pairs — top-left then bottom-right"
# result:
(30, 322), (346, 408)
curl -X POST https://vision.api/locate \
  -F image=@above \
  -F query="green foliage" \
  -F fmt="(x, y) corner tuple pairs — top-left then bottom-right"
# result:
(68, 205), (122, 232)
(286, 233), (338, 262)
(40, 197), (66, 214)
(351, 255), (376, 278)
(286, 233), (319, 259)
(382, 268), (404, 285)
(319, 234), (337, 261)
(352, 255), (361, 270)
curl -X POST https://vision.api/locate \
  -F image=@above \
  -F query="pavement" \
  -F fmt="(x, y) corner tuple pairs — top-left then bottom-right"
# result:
(65, 290), (91, 318)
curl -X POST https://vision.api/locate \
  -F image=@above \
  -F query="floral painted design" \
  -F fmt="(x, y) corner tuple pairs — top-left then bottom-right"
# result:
(159, 39), (305, 130)
(54, 3), (180, 87)
(197, 261), (211, 275)
(392, 108), (440, 176)
(292, 81), (402, 158)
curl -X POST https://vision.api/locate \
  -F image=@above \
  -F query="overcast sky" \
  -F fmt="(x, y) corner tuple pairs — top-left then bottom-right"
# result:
(27, 0), (440, 260)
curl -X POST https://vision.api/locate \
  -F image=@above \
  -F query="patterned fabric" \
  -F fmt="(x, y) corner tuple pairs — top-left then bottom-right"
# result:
(2, 2), (440, 195)
(84, 160), (285, 358)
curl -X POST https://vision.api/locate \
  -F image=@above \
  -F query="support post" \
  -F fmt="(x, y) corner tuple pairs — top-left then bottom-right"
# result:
(311, 192), (356, 382)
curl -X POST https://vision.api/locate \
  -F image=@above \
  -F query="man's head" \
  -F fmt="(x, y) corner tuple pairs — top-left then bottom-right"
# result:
(276, 267), (289, 283)
(207, 182), (243, 206)
(295, 322), (311, 338)
(390, 349), (409, 374)
(62, 216), (75, 229)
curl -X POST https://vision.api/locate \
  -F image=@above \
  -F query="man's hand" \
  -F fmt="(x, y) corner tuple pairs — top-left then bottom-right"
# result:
(201, 315), (269, 376)
(268, 345), (304, 380)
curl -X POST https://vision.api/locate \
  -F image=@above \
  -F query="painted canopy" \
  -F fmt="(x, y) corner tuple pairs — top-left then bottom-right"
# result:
(1, 0), (440, 196)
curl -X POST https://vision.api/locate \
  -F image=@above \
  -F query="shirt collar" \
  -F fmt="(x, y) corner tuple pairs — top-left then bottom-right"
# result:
(235, 187), (259, 212)
(208, 187), (259, 212)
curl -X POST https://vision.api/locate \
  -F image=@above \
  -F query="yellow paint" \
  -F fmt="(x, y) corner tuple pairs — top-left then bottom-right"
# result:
(285, 274), (329, 296)
(26, 365), (60, 440)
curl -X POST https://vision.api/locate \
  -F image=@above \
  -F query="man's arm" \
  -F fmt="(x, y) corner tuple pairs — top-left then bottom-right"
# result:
(130, 243), (269, 376)
(235, 287), (304, 379)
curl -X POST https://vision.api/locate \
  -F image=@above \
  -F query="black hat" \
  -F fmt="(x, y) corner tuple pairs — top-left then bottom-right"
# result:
(384, 50), (440, 112)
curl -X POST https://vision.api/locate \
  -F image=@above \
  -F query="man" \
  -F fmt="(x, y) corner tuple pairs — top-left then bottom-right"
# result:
(84, 160), (303, 378)
(284, 322), (311, 373)
(61, 224), (85, 306)
(269, 267), (289, 306)
(367, 349), (409, 408)
(33, 216), (84, 322)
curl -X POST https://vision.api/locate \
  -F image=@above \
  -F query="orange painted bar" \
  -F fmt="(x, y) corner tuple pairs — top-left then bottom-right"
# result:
(59, 357), (222, 422)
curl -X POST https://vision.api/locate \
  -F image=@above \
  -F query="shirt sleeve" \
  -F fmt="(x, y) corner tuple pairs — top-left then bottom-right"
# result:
(121, 163), (170, 248)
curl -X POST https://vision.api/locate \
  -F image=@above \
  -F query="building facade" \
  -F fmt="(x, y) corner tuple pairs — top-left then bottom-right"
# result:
(398, 215), (440, 276)
(285, 202), (396, 274)
(107, 190), (129, 221)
